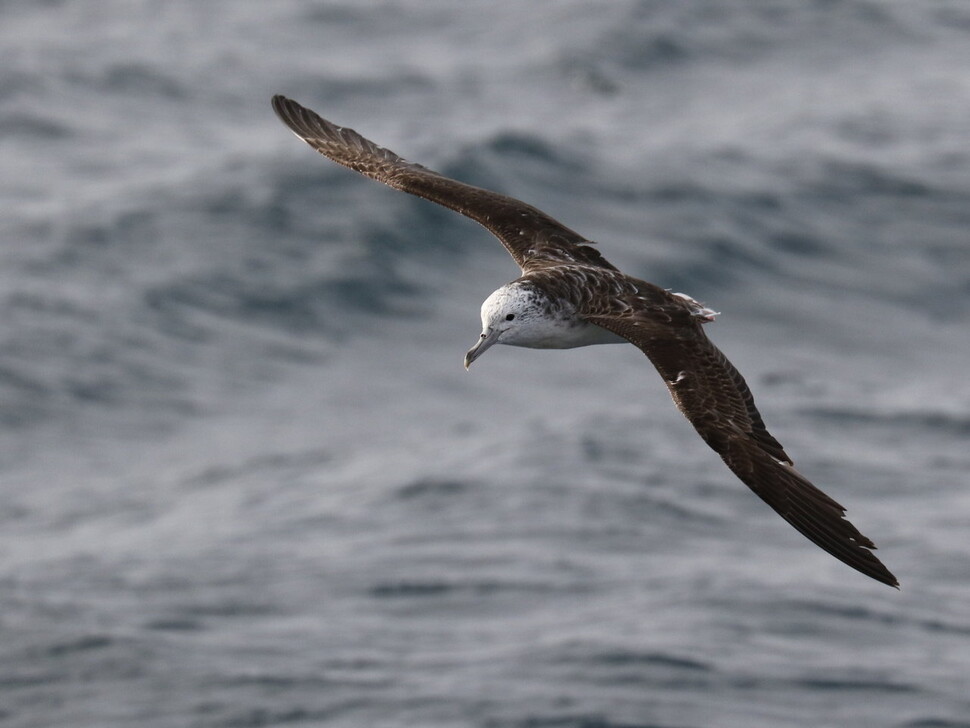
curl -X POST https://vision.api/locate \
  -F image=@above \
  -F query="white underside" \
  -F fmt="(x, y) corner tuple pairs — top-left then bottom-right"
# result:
(509, 318), (626, 349)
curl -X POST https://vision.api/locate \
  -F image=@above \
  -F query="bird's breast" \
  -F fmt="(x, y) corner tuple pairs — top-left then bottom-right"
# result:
(509, 316), (626, 350)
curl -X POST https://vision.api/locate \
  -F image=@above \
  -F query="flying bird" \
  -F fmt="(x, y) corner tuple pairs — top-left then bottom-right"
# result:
(272, 94), (898, 588)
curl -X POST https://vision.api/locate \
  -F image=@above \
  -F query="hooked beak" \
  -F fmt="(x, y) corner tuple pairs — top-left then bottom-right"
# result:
(464, 328), (500, 370)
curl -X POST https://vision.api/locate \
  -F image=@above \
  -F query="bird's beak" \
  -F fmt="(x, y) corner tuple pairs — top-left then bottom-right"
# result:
(464, 328), (499, 370)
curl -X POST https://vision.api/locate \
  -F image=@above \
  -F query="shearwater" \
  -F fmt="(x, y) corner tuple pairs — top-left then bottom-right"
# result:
(272, 95), (898, 588)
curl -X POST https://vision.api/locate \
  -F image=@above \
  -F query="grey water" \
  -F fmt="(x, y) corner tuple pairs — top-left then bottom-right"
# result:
(2, 1), (970, 726)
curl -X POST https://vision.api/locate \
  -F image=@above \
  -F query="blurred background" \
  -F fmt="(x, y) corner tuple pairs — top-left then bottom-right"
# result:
(2, 1), (969, 726)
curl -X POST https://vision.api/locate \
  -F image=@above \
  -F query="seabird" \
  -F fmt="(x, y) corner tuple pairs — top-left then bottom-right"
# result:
(271, 95), (898, 588)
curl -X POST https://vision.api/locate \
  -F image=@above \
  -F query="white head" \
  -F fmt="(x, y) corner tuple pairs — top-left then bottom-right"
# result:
(463, 283), (545, 369)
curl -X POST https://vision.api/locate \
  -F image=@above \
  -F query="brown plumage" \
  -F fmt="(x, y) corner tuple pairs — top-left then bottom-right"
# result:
(272, 94), (898, 588)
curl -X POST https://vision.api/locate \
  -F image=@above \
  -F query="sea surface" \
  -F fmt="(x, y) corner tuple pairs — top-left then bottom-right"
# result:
(2, 2), (970, 727)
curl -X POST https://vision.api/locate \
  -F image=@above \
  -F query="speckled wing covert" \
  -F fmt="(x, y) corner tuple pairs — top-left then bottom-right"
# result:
(272, 95), (615, 273)
(582, 281), (899, 588)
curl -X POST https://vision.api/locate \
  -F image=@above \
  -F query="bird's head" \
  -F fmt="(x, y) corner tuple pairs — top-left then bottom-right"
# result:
(463, 283), (541, 369)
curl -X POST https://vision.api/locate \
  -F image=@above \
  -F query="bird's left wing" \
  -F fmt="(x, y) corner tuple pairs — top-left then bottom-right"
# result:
(272, 95), (615, 273)
(582, 283), (898, 588)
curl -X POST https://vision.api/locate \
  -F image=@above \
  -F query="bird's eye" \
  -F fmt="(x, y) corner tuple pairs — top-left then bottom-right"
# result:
(505, 313), (515, 321)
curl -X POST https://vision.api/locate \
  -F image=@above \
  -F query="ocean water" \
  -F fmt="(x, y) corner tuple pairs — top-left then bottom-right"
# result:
(2, 1), (970, 726)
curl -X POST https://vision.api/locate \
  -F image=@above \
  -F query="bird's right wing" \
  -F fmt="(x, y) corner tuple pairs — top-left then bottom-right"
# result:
(272, 95), (616, 273)
(582, 283), (898, 588)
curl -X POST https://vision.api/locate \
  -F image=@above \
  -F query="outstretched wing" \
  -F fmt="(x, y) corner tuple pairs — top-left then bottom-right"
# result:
(583, 283), (899, 588)
(272, 95), (615, 273)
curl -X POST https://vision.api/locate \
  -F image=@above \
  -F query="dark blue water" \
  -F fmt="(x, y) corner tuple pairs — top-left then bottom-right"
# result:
(2, 2), (970, 726)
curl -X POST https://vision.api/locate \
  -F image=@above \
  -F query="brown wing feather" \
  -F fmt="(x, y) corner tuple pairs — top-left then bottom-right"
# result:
(582, 283), (898, 588)
(272, 95), (616, 273)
